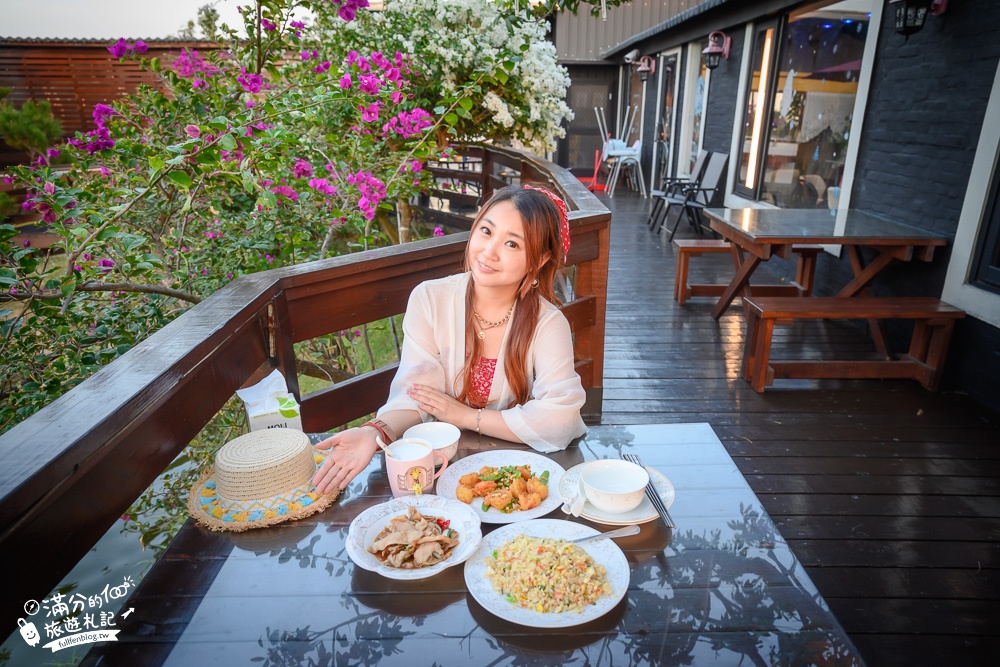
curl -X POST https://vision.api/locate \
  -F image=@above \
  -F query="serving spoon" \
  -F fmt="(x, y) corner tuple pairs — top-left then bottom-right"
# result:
(569, 524), (640, 543)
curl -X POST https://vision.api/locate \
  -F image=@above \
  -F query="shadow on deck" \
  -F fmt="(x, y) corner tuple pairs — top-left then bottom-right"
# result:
(599, 191), (1000, 666)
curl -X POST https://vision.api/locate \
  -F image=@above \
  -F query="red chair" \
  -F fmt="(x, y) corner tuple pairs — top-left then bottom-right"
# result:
(578, 149), (605, 192)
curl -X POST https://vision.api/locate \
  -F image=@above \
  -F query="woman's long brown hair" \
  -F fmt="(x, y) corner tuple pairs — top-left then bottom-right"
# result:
(455, 184), (565, 408)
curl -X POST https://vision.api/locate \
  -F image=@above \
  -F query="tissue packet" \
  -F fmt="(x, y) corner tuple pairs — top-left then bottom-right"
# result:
(235, 369), (303, 431)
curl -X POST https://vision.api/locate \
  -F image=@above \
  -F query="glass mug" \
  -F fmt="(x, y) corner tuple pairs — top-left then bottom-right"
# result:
(384, 437), (448, 498)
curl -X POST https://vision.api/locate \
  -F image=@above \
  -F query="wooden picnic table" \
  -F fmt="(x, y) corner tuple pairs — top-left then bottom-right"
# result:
(83, 423), (864, 666)
(703, 208), (948, 355)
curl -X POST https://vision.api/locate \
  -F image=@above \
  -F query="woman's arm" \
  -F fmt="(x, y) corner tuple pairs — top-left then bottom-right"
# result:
(312, 408), (422, 493)
(499, 308), (587, 451)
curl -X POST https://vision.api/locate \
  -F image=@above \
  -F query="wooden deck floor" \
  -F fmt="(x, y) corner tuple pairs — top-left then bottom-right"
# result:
(598, 193), (1000, 666)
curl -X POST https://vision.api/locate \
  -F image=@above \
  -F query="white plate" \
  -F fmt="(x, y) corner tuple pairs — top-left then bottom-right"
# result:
(463, 519), (629, 628)
(436, 450), (566, 524)
(346, 495), (482, 580)
(558, 462), (675, 526)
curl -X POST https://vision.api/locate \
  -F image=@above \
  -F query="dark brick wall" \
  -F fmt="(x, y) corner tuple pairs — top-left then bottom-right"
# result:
(703, 29), (744, 156)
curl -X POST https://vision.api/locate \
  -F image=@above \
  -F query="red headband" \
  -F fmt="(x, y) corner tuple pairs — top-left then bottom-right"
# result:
(523, 184), (570, 262)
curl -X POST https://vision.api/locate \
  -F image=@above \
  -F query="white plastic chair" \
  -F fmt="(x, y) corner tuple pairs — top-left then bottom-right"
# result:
(606, 140), (646, 198)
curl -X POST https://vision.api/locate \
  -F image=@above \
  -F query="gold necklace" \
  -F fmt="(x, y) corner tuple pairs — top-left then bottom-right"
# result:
(473, 303), (514, 340)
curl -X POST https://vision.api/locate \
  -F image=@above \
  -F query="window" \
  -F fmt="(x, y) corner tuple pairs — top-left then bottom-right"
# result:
(678, 41), (709, 177)
(971, 155), (1000, 295)
(736, 1), (872, 208)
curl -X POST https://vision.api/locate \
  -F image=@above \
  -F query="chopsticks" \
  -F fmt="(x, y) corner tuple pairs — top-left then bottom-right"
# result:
(622, 453), (676, 529)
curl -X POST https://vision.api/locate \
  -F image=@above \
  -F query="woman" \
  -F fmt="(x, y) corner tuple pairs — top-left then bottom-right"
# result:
(312, 184), (587, 493)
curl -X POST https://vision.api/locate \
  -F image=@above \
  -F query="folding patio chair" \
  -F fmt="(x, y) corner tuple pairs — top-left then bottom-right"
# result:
(647, 149), (709, 228)
(658, 152), (729, 241)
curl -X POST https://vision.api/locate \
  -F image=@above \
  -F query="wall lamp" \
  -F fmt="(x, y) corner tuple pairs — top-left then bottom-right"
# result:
(702, 31), (731, 71)
(889, 0), (948, 36)
(636, 56), (656, 82)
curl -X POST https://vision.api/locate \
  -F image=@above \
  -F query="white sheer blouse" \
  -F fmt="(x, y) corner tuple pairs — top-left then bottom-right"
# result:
(378, 273), (587, 452)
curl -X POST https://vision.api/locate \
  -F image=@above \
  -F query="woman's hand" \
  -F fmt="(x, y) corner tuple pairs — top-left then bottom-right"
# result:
(407, 384), (474, 429)
(312, 427), (380, 494)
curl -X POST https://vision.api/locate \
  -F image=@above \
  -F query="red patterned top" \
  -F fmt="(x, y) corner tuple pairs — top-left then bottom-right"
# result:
(469, 357), (497, 408)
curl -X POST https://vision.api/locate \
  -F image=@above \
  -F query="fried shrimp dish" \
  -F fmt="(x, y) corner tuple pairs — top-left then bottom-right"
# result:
(455, 464), (550, 513)
(485, 535), (612, 613)
(367, 506), (460, 569)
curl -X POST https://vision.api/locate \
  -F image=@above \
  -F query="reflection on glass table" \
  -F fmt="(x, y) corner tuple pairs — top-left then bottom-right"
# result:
(84, 423), (865, 667)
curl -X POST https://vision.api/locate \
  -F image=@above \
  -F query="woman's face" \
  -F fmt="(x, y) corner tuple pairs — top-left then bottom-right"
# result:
(467, 200), (530, 291)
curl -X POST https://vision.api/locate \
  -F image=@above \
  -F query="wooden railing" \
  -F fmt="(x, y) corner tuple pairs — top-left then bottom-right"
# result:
(0, 145), (610, 622)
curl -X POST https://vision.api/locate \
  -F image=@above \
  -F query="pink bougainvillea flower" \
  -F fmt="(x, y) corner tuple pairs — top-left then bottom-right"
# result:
(358, 74), (381, 95)
(107, 38), (128, 58)
(98, 259), (115, 268)
(293, 159), (313, 179)
(289, 20), (305, 37)
(92, 103), (117, 128)
(433, 226), (445, 237)
(313, 61), (331, 74)
(270, 185), (299, 201)
(261, 18), (277, 31)
(381, 108), (432, 139)
(43, 181), (55, 195)
(347, 170), (386, 220)
(237, 69), (263, 94)
(185, 125), (201, 139)
(107, 38), (146, 58)
(339, 73), (352, 89)
(359, 102), (381, 123)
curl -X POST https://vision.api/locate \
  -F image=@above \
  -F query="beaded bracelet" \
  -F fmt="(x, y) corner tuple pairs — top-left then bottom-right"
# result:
(361, 418), (394, 445)
(475, 408), (483, 434)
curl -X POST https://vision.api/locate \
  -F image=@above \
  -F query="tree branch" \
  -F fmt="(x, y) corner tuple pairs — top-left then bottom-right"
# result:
(0, 281), (202, 304)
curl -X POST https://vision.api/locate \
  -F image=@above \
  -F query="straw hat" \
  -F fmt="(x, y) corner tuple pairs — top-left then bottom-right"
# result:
(188, 429), (339, 533)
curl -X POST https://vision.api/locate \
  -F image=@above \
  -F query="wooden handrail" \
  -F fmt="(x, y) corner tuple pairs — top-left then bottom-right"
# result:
(0, 145), (610, 623)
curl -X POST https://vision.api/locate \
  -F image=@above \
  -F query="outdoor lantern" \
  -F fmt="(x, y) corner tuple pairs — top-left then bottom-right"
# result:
(703, 31), (731, 70)
(890, 0), (948, 36)
(636, 56), (656, 82)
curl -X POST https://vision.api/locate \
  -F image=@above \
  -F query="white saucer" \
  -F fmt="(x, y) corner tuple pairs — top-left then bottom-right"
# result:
(558, 462), (675, 526)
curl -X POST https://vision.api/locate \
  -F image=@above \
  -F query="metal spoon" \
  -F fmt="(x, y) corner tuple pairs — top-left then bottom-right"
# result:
(569, 524), (640, 543)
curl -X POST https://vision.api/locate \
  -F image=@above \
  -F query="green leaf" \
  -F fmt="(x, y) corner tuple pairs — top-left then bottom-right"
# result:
(149, 156), (165, 172)
(433, 105), (447, 115)
(219, 133), (238, 151)
(167, 171), (192, 189)
(497, 70), (509, 84)
(255, 191), (277, 209)
(241, 170), (255, 193)
(458, 97), (473, 112)
(444, 112), (458, 126)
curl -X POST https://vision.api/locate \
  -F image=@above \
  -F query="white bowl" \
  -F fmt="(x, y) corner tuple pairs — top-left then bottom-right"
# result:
(580, 460), (649, 515)
(402, 422), (461, 461)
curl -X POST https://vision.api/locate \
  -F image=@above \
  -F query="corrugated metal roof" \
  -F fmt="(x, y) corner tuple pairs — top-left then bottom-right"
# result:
(555, 0), (735, 63)
(599, 0), (733, 59)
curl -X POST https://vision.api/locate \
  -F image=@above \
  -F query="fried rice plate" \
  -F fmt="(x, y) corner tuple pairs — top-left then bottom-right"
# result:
(484, 534), (612, 613)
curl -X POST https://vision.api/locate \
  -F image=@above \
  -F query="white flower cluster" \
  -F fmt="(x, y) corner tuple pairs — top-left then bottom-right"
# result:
(483, 91), (515, 128)
(351, 0), (573, 153)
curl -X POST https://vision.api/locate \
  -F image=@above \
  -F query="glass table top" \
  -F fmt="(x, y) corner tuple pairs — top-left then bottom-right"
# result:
(705, 208), (947, 245)
(85, 423), (865, 666)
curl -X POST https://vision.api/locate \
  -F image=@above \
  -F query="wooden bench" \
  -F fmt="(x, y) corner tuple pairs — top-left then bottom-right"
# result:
(673, 239), (822, 305)
(741, 296), (966, 392)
